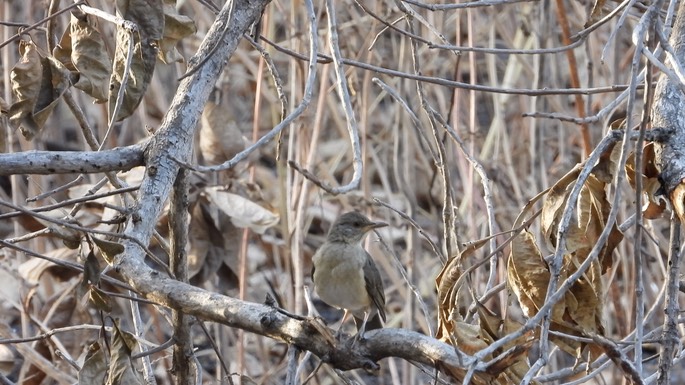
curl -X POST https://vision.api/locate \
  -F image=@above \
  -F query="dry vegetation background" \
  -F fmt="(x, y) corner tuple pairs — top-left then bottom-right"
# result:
(0, 0), (684, 384)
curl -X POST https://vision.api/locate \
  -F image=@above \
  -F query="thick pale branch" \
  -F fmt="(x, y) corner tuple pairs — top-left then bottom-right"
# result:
(652, 2), (685, 384)
(0, 143), (145, 175)
(654, 1), (685, 195)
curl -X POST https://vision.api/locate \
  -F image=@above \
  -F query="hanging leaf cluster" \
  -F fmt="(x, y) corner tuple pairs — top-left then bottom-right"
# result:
(5, 1), (196, 138)
(436, 126), (667, 374)
(435, 237), (537, 384)
(8, 40), (75, 139)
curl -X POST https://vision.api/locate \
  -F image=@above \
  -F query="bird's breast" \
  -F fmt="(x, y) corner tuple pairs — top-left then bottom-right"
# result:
(312, 243), (370, 312)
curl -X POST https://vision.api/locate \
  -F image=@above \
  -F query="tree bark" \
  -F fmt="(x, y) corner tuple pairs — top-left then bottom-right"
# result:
(652, 2), (685, 384)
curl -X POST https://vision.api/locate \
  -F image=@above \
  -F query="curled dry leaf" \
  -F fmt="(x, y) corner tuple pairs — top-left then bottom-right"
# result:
(88, 286), (113, 313)
(514, 155), (623, 361)
(109, 0), (164, 122)
(626, 143), (667, 219)
(54, 11), (111, 102)
(492, 317), (538, 384)
(78, 342), (107, 385)
(453, 320), (489, 355)
(539, 165), (581, 250)
(507, 230), (559, 319)
(82, 248), (102, 287)
(78, 247), (107, 312)
(92, 237), (125, 264)
(8, 40), (41, 135)
(434, 236), (537, 383)
(9, 41), (74, 139)
(542, 162), (622, 270)
(670, 183), (685, 224)
(159, 0), (197, 64)
(35, 57), (74, 138)
(565, 261), (604, 358)
(507, 229), (603, 359)
(435, 237), (489, 341)
(203, 186), (279, 234)
(107, 320), (144, 385)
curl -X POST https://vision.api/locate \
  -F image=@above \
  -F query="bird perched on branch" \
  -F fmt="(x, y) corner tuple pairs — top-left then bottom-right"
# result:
(312, 211), (387, 338)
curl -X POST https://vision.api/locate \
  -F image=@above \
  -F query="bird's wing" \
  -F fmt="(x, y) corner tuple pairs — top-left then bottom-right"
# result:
(363, 252), (387, 322)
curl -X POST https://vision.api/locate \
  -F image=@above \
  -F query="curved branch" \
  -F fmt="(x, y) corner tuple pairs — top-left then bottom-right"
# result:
(107, 262), (472, 372)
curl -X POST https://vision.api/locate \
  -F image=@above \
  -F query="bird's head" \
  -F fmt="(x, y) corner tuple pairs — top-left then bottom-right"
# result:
(327, 211), (387, 243)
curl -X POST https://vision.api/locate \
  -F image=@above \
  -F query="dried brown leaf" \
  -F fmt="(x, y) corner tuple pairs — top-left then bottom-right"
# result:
(435, 237), (490, 341)
(474, 305), (537, 384)
(78, 342), (107, 385)
(203, 186), (279, 234)
(507, 230), (553, 318)
(89, 286), (113, 313)
(159, 0), (196, 64)
(567, 268), (603, 333)
(41, 57), (75, 133)
(453, 320), (489, 355)
(82, 248), (102, 287)
(671, 182), (685, 224)
(626, 143), (667, 219)
(9, 41), (43, 138)
(475, 301), (501, 345)
(53, 22), (75, 71)
(66, 12), (111, 102)
(536, 166), (616, 361)
(495, 357), (540, 385)
(107, 320), (143, 385)
(540, 165), (582, 249)
(109, 0), (164, 122)
(485, 340), (535, 381)
(542, 161), (622, 276)
(92, 237), (124, 264)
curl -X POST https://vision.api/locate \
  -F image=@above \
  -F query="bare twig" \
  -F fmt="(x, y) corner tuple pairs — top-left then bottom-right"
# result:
(289, 0), (363, 194)
(656, 215), (681, 384)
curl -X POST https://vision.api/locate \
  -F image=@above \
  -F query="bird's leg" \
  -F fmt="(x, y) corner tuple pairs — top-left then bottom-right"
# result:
(335, 309), (351, 339)
(352, 311), (370, 345)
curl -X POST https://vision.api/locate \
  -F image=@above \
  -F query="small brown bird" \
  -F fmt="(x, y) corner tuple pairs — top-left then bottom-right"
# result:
(311, 211), (387, 337)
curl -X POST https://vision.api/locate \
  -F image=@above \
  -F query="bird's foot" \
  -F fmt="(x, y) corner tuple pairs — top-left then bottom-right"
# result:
(308, 316), (338, 346)
(350, 330), (366, 347)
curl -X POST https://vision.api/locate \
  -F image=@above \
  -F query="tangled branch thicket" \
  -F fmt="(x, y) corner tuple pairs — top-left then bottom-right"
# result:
(1, 0), (685, 384)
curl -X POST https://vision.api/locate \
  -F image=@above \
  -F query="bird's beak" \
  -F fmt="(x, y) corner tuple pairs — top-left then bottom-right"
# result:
(363, 221), (388, 232)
